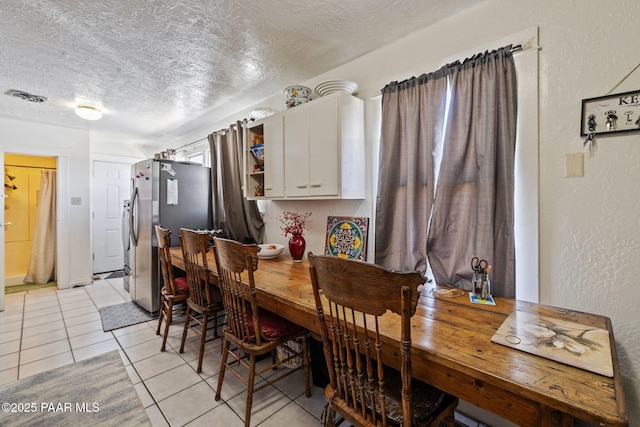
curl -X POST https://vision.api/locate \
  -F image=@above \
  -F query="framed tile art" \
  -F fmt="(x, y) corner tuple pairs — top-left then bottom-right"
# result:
(324, 216), (369, 261)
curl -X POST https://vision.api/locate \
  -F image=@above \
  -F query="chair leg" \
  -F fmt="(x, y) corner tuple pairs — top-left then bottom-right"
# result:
(197, 313), (207, 373)
(245, 354), (257, 427)
(326, 406), (336, 427)
(179, 307), (190, 354)
(215, 338), (231, 401)
(161, 300), (173, 352)
(302, 334), (311, 397)
(443, 410), (456, 427)
(156, 297), (165, 335)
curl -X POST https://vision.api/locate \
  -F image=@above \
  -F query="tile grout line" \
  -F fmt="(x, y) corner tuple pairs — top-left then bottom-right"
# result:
(16, 292), (26, 381)
(100, 277), (174, 427)
(63, 279), (172, 425)
(54, 285), (76, 365)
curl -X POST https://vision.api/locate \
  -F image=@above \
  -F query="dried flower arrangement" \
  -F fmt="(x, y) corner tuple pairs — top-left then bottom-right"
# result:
(276, 210), (311, 237)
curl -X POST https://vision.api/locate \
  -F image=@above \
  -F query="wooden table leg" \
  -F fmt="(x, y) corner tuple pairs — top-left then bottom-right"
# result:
(541, 406), (574, 427)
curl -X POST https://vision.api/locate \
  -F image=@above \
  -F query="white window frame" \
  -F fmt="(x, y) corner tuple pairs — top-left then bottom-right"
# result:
(176, 141), (211, 167)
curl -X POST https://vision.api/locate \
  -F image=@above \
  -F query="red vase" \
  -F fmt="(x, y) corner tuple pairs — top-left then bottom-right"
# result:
(288, 233), (306, 262)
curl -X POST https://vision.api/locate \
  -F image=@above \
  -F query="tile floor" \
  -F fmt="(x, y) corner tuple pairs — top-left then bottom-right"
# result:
(0, 276), (326, 426)
(1, 276), (480, 427)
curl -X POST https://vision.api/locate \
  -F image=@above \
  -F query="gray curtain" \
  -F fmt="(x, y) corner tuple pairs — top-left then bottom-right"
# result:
(209, 121), (264, 243)
(427, 47), (517, 297)
(375, 69), (449, 273)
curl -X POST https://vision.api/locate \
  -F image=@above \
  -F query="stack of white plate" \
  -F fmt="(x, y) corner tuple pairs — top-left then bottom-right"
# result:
(314, 80), (358, 97)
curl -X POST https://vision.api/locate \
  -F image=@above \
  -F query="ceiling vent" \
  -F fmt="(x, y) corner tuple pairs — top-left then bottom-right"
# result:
(5, 89), (47, 103)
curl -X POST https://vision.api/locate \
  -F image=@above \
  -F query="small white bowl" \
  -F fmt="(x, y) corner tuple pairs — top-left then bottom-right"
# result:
(258, 244), (285, 259)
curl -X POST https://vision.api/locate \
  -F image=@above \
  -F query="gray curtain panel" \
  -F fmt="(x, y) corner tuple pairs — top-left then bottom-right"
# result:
(427, 47), (517, 297)
(209, 121), (264, 243)
(375, 69), (449, 273)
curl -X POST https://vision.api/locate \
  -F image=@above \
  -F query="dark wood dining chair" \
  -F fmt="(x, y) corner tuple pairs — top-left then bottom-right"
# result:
(212, 237), (311, 427)
(155, 225), (189, 352)
(178, 228), (225, 373)
(308, 253), (458, 427)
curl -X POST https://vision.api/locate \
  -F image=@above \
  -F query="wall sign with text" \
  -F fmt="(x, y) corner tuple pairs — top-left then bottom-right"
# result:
(581, 90), (640, 136)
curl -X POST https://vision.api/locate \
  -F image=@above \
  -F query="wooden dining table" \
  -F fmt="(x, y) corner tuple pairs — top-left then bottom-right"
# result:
(169, 247), (628, 426)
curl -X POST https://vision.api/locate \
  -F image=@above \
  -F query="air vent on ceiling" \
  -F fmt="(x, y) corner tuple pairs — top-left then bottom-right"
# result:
(5, 89), (47, 103)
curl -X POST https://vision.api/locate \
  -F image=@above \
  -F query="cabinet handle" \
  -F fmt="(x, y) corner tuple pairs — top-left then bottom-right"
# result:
(296, 184), (308, 188)
(265, 186), (273, 190)
(310, 182), (323, 188)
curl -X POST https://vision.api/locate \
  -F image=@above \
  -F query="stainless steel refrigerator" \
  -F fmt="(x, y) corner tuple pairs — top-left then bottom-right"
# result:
(128, 159), (211, 313)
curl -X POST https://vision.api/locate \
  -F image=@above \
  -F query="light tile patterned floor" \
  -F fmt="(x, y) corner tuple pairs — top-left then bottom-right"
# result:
(0, 276), (327, 426)
(1, 277), (479, 427)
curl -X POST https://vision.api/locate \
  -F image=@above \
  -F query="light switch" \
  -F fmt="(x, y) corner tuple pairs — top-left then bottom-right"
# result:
(564, 153), (584, 177)
(71, 197), (82, 205)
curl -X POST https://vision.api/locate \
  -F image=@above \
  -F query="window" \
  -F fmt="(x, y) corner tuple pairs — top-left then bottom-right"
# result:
(176, 142), (210, 167)
(372, 30), (539, 301)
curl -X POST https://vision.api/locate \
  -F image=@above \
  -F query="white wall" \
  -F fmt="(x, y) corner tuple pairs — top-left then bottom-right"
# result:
(0, 117), (92, 289)
(159, 0), (640, 424)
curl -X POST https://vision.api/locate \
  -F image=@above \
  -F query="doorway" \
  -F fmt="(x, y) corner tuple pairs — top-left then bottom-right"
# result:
(4, 154), (57, 287)
(92, 161), (131, 274)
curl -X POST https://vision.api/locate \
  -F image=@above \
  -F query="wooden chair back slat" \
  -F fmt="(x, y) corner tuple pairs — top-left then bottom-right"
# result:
(309, 253), (425, 427)
(179, 229), (212, 307)
(213, 237), (262, 345)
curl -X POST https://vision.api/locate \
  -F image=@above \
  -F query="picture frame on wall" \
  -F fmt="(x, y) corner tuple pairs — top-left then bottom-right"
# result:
(324, 216), (369, 261)
(581, 89), (640, 136)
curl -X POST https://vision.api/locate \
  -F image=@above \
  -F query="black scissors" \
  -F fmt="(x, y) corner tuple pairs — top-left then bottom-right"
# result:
(471, 257), (488, 272)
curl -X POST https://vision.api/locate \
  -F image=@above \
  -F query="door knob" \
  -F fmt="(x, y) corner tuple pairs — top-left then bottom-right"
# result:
(3, 222), (12, 227)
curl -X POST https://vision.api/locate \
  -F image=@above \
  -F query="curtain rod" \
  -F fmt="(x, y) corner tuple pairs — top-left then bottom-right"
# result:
(175, 119), (247, 151)
(175, 136), (208, 152)
(370, 43), (526, 100)
(5, 164), (56, 170)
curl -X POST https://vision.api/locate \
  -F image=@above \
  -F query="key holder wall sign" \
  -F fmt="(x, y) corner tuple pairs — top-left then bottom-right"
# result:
(581, 89), (640, 137)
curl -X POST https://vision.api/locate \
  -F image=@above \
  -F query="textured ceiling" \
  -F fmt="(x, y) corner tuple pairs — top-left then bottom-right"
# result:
(0, 0), (483, 147)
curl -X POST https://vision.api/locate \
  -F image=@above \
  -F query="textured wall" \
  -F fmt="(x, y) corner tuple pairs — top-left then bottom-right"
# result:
(531, 2), (640, 424)
(170, 0), (640, 424)
(1, 118), (92, 290)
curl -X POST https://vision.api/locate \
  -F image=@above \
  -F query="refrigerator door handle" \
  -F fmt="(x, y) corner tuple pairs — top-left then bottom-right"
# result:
(121, 202), (129, 250)
(130, 186), (139, 246)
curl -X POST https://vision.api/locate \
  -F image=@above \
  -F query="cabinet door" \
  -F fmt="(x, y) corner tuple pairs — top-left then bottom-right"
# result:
(283, 105), (310, 197)
(263, 115), (284, 197)
(309, 96), (339, 196)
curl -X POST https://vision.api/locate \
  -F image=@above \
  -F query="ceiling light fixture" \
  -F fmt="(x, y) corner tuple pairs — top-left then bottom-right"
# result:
(75, 105), (103, 120)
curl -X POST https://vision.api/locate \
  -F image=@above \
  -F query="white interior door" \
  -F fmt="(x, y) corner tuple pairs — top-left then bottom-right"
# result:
(93, 161), (131, 274)
(1, 149), (5, 311)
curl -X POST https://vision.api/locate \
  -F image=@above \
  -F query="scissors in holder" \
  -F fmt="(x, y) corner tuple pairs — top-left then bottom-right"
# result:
(471, 257), (488, 272)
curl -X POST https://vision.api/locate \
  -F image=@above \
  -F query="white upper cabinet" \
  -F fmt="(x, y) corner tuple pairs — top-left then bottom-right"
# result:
(244, 91), (364, 200)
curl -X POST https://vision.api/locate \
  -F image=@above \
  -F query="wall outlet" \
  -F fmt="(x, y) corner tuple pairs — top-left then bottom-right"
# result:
(564, 153), (584, 177)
